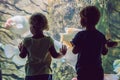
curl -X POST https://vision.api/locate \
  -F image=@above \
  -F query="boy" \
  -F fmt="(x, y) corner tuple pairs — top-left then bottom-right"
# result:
(71, 6), (117, 80)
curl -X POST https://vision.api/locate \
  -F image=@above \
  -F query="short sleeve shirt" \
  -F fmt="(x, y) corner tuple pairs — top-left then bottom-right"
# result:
(72, 30), (106, 68)
(23, 36), (54, 76)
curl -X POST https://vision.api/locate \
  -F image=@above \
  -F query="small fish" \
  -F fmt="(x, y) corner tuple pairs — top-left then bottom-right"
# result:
(60, 27), (83, 47)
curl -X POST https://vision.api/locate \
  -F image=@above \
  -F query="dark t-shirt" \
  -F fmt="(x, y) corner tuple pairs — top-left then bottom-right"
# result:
(72, 29), (106, 69)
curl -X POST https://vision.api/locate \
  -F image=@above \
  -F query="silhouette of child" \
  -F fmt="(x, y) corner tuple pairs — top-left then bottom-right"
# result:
(71, 6), (117, 80)
(18, 13), (67, 80)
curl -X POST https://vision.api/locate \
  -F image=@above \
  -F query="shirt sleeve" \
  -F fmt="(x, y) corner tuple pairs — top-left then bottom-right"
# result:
(103, 35), (107, 44)
(49, 37), (54, 47)
(22, 37), (31, 51)
(23, 37), (31, 48)
(22, 38), (27, 47)
(71, 32), (81, 46)
(19, 38), (29, 58)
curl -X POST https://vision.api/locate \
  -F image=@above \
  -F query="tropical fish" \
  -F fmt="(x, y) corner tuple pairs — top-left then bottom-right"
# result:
(4, 15), (30, 37)
(60, 28), (83, 67)
(4, 16), (84, 67)
(60, 27), (83, 47)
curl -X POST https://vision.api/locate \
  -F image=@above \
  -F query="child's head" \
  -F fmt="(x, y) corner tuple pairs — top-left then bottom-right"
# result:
(29, 13), (48, 34)
(80, 6), (100, 29)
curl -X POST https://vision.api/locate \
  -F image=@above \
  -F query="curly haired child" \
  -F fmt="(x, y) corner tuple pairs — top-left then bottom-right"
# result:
(19, 13), (67, 80)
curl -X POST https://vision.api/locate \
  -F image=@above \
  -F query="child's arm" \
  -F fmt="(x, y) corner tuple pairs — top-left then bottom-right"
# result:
(18, 43), (28, 58)
(106, 40), (118, 48)
(49, 45), (67, 58)
(70, 41), (79, 54)
(102, 40), (118, 55)
(72, 45), (79, 54)
(102, 44), (108, 55)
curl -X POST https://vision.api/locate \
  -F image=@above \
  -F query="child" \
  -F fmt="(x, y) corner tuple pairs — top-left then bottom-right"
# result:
(18, 13), (67, 80)
(71, 6), (117, 80)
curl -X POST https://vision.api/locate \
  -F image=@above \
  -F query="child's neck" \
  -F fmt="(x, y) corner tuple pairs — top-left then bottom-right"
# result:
(86, 26), (96, 31)
(32, 32), (45, 39)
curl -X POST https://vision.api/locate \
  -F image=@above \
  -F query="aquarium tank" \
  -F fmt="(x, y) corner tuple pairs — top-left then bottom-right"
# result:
(0, 0), (120, 80)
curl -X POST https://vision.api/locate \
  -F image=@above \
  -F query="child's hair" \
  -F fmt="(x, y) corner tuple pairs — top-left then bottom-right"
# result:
(80, 6), (100, 26)
(29, 13), (48, 31)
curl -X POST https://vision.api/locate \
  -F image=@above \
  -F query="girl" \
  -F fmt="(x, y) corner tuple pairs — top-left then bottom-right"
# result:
(19, 13), (67, 80)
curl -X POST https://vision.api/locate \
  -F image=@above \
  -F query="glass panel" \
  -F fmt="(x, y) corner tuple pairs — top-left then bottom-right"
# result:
(0, 0), (119, 80)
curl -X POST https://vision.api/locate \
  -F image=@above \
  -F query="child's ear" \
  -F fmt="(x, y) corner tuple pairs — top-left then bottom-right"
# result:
(80, 18), (87, 27)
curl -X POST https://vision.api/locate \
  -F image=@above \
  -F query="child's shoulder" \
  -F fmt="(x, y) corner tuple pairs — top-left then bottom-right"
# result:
(23, 37), (32, 43)
(24, 37), (32, 40)
(77, 30), (105, 37)
(95, 30), (105, 37)
(43, 36), (53, 42)
(76, 30), (86, 35)
(44, 36), (52, 39)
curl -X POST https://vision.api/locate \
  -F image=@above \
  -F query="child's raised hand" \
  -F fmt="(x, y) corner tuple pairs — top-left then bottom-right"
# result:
(107, 40), (118, 48)
(18, 42), (23, 51)
(60, 45), (67, 55)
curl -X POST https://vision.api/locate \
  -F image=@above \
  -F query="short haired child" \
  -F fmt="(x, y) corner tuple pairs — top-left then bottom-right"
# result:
(71, 6), (112, 80)
(18, 13), (67, 80)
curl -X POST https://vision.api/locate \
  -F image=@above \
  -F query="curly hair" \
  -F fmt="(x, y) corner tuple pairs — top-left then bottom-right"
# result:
(29, 13), (48, 31)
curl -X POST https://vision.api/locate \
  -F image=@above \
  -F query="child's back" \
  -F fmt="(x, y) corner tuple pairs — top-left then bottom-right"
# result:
(74, 30), (106, 67)
(24, 36), (53, 76)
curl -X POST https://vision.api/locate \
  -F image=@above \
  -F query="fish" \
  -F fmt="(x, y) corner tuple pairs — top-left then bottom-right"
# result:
(3, 44), (27, 66)
(60, 27), (83, 47)
(4, 16), (84, 67)
(4, 44), (18, 58)
(60, 28), (83, 67)
(4, 15), (30, 37)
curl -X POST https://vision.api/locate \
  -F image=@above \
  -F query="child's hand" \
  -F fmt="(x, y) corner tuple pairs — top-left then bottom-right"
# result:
(18, 42), (23, 51)
(18, 42), (28, 58)
(107, 40), (118, 48)
(60, 45), (67, 55)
